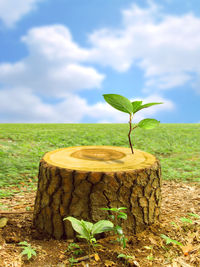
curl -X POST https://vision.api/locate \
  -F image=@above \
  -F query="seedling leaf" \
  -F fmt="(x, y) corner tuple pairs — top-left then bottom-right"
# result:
(117, 212), (127, 220)
(103, 94), (133, 114)
(65, 217), (90, 238)
(117, 207), (127, 211)
(137, 102), (163, 112)
(118, 253), (133, 259)
(132, 101), (143, 113)
(80, 220), (93, 231)
(118, 253), (127, 258)
(160, 234), (183, 246)
(138, 118), (160, 129)
(115, 225), (123, 235)
(19, 241), (29, 246)
(180, 217), (193, 224)
(92, 220), (113, 235)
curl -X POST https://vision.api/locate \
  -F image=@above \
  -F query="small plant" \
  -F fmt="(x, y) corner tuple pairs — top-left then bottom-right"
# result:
(64, 216), (113, 258)
(160, 234), (183, 247)
(18, 241), (37, 260)
(66, 242), (84, 256)
(180, 217), (193, 224)
(103, 94), (163, 154)
(100, 207), (128, 248)
(179, 213), (200, 231)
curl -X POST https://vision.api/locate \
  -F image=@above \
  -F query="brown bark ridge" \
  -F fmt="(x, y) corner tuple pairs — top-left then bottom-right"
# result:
(33, 146), (162, 239)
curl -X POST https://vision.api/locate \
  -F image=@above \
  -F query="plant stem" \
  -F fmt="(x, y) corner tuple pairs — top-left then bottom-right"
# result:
(88, 241), (91, 261)
(128, 114), (134, 154)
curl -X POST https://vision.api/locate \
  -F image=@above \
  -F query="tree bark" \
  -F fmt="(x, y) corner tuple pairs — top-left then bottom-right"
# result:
(33, 146), (162, 239)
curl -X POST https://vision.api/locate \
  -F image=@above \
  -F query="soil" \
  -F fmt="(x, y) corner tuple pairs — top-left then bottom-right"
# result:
(0, 180), (200, 267)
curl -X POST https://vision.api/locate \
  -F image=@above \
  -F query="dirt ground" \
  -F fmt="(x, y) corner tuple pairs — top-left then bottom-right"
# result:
(0, 180), (200, 267)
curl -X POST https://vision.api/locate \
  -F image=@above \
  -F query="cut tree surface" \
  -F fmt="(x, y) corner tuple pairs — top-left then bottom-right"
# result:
(33, 146), (162, 239)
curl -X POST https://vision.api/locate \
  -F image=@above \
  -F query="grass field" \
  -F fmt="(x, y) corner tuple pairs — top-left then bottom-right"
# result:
(0, 123), (199, 198)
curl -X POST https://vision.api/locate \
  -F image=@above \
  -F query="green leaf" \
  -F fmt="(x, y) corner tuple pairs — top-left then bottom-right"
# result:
(115, 225), (123, 235)
(27, 250), (32, 260)
(132, 101), (143, 114)
(188, 213), (200, 219)
(118, 253), (132, 259)
(122, 236), (127, 249)
(103, 94), (133, 114)
(30, 249), (36, 256)
(100, 207), (127, 212)
(69, 257), (78, 264)
(180, 217), (193, 224)
(117, 212), (127, 220)
(20, 245), (36, 260)
(117, 207), (127, 211)
(117, 253), (127, 259)
(138, 119), (160, 129)
(160, 234), (183, 246)
(92, 220), (113, 235)
(21, 248), (29, 256)
(137, 102), (163, 112)
(80, 220), (93, 240)
(19, 241), (29, 246)
(160, 234), (172, 245)
(80, 220), (93, 232)
(67, 243), (80, 251)
(65, 217), (89, 238)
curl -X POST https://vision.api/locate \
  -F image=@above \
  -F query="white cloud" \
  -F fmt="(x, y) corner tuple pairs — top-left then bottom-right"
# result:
(22, 25), (90, 62)
(0, 24), (106, 122)
(0, 5), (178, 123)
(0, 87), (55, 122)
(0, 0), (45, 27)
(88, 2), (200, 92)
(146, 73), (192, 89)
(0, 25), (104, 98)
(0, 87), (91, 123)
(0, 86), (174, 123)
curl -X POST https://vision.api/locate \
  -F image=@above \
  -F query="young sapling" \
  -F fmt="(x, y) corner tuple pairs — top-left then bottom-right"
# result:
(100, 207), (128, 248)
(66, 242), (84, 256)
(64, 216), (113, 258)
(160, 234), (183, 247)
(103, 94), (163, 154)
(18, 241), (37, 260)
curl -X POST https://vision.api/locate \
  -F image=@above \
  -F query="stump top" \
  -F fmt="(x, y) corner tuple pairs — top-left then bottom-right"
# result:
(43, 146), (157, 172)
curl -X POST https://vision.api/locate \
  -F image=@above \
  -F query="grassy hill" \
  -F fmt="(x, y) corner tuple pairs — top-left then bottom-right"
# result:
(0, 123), (199, 197)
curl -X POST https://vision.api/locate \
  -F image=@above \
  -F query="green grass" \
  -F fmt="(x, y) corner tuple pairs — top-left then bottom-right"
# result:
(0, 123), (199, 198)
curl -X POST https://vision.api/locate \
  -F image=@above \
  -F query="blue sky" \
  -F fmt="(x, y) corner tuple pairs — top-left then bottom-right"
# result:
(0, 0), (200, 123)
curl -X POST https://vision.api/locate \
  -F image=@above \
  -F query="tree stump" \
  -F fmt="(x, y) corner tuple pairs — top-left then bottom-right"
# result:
(33, 146), (162, 239)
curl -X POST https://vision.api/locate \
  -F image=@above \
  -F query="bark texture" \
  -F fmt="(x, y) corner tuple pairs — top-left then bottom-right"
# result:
(33, 146), (162, 239)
